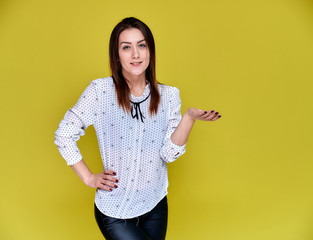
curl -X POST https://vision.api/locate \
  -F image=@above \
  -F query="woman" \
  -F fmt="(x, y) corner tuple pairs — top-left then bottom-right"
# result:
(54, 17), (221, 240)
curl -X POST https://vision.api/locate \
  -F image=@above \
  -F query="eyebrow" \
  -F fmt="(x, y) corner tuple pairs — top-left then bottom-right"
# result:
(120, 39), (146, 45)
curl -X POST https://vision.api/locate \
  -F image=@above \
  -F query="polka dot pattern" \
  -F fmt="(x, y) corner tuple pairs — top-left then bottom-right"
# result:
(54, 77), (186, 219)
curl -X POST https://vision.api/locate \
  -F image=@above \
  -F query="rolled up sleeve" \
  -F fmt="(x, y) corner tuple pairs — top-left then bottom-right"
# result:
(160, 87), (186, 163)
(54, 81), (99, 165)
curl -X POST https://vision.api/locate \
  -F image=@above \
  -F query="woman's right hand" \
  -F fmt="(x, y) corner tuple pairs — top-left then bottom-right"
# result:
(86, 170), (118, 191)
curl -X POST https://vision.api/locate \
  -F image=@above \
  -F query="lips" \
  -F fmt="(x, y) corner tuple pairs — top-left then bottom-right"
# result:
(130, 61), (142, 66)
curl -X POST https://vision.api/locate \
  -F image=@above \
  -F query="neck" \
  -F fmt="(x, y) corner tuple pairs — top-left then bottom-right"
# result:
(122, 71), (147, 97)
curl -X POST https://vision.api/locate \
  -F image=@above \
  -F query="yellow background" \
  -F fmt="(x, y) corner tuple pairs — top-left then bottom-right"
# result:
(1, 0), (313, 239)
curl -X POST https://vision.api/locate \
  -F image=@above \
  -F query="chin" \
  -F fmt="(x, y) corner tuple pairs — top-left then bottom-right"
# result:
(123, 67), (148, 79)
(129, 69), (146, 76)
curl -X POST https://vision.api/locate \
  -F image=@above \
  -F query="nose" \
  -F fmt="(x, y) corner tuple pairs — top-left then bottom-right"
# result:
(132, 46), (140, 59)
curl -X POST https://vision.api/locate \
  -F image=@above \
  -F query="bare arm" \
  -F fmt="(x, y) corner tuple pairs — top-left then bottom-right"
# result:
(70, 159), (118, 191)
(171, 108), (221, 146)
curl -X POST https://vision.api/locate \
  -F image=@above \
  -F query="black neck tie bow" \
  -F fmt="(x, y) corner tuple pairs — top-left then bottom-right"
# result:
(130, 93), (151, 123)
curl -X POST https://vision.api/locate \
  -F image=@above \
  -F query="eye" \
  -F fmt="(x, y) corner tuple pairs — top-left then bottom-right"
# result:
(138, 43), (146, 48)
(122, 45), (130, 50)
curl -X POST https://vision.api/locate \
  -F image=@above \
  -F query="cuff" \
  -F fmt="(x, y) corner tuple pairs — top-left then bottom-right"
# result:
(163, 138), (186, 163)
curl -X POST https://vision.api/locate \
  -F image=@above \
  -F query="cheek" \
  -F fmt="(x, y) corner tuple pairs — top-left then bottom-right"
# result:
(118, 53), (129, 66)
(118, 56), (128, 71)
(144, 50), (150, 63)
(145, 49), (150, 59)
(118, 51), (124, 61)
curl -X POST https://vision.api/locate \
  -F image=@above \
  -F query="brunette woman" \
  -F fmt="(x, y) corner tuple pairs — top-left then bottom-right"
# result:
(55, 17), (221, 240)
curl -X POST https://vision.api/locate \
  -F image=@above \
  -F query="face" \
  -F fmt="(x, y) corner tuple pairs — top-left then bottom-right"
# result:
(118, 28), (150, 80)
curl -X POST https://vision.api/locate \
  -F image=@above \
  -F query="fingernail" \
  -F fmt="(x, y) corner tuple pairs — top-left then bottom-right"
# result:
(204, 111), (207, 114)
(211, 110), (214, 113)
(215, 112), (219, 115)
(113, 172), (116, 175)
(115, 185), (118, 188)
(218, 115), (221, 118)
(109, 188), (112, 191)
(116, 179), (119, 183)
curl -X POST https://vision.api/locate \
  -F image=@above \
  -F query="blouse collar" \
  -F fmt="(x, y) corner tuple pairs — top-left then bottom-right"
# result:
(130, 81), (151, 103)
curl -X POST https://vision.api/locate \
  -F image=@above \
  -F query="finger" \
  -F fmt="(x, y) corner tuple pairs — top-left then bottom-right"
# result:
(200, 110), (208, 116)
(104, 169), (116, 176)
(212, 111), (220, 119)
(200, 110), (215, 120)
(211, 114), (221, 121)
(200, 110), (213, 119)
(204, 112), (218, 121)
(96, 182), (113, 191)
(103, 174), (119, 183)
(101, 180), (118, 189)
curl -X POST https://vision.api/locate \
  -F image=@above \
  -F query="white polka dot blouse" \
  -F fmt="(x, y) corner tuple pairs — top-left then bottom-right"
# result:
(54, 76), (186, 219)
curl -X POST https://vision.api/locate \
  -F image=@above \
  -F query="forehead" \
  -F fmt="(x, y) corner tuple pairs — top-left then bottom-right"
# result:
(119, 28), (145, 43)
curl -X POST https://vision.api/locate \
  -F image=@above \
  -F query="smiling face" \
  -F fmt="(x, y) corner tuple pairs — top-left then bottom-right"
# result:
(118, 28), (150, 81)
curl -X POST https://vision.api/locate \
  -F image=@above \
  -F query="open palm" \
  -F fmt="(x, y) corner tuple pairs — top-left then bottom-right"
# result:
(186, 108), (221, 121)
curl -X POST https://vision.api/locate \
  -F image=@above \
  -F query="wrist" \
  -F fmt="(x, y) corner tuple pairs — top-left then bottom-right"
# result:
(184, 110), (196, 122)
(83, 172), (93, 186)
(70, 159), (94, 187)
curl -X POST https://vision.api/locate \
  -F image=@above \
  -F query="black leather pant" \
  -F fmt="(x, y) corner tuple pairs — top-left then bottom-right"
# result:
(94, 196), (168, 240)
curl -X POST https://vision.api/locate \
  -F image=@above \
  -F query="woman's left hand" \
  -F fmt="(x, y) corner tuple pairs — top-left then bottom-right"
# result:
(186, 108), (222, 121)
(170, 108), (221, 146)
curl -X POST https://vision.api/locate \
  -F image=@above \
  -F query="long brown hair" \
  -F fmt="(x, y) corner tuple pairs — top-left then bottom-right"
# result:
(109, 17), (160, 115)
